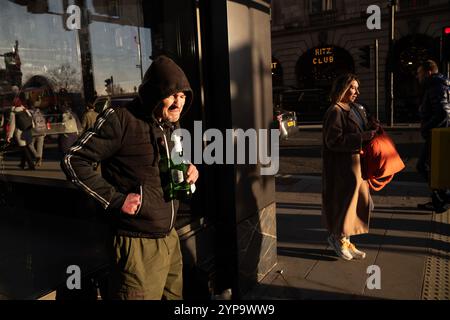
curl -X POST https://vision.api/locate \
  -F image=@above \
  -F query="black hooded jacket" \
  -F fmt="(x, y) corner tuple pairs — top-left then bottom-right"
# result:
(61, 56), (193, 238)
(419, 73), (450, 138)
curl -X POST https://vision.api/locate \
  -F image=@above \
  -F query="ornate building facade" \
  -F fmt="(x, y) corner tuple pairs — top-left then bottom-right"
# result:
(271, 0), (450, 123)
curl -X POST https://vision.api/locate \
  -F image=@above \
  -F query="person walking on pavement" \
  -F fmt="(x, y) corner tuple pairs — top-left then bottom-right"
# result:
(61, 55), (199, 299)
(29, 101), (47, 167)
(7, 93), (35, 170)
(81, 103), (98, 133)
(416, 60), (450, 213)
(58, 103), (81, 155)
(322, 74), (379, 261)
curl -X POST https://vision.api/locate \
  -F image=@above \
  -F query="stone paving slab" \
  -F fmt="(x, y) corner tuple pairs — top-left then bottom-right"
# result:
(246, 174), (447, 300)
(422, 209), (450, 300)
(364, 250), (427, 300)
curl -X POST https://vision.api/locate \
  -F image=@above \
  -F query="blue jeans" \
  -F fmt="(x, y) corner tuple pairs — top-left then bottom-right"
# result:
(30, 135), (45, 159)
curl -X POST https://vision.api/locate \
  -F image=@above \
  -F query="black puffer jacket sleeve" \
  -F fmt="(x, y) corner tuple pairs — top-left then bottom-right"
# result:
(61, 108), (126, 210)
(420, 75), (450, 136)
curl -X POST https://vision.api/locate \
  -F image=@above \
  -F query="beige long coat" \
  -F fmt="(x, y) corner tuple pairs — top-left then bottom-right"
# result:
(322, 103), (373, 237)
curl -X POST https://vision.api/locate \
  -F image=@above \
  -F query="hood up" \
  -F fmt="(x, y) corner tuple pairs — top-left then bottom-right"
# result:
(137, 55), (193, 124)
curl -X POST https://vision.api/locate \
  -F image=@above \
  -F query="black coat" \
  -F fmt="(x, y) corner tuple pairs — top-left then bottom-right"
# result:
(419, 73), (450, 139)
(61, 56), (193, 238)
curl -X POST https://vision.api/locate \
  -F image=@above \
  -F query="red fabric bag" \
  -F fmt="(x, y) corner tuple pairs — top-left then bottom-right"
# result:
(361, 127), (405, 191)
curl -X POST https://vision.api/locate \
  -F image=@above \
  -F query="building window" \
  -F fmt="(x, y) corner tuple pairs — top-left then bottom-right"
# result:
(309, 0), (335, 25)
(398, 0), (429, 10)
(0, 0), (199, 116)
(310, 0), (334, 14)
(0, 0), (202, 223)
(92, 0), (121, 18)
(108, 0), (121, 17)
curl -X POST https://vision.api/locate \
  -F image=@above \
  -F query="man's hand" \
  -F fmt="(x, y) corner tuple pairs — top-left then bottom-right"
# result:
(186, 164), (199, 184)
(121, 193), (141, 215)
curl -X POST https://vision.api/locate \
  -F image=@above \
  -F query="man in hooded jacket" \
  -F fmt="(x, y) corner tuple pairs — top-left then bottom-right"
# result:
(61, 55), (199, 300)
(416, 60), (450, 213)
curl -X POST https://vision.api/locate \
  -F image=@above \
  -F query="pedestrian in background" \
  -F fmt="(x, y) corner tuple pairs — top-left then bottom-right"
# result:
(29, 100), (47, 167)
(322, 73), (378, 261)
(81, 103), (98, 133)
(58, 103), (81, 155)
(416, 60), (450, 213)
(7, 93), (35, 170)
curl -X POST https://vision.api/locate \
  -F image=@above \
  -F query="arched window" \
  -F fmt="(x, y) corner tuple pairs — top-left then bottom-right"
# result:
(391, 34), (439, 122)
(295, 45), (354, 90)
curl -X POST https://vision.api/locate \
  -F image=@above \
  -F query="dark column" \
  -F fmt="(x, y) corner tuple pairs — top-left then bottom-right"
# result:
(74, 0), (95, 103)
(200, 0), (276, 299)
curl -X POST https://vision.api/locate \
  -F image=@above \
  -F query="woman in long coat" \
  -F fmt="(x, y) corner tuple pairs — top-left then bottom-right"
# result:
(322, 74), (378, 261)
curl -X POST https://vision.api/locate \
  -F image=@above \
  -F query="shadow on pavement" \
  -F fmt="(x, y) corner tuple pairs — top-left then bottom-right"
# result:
(276, 212), (449, 258)
(245, 283), (384, 300)
(277, 247), (337, 262)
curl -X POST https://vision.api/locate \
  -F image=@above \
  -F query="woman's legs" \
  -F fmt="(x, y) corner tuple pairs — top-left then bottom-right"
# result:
(20, 145), (35, 170)
(327, 233), (353, 261)
(327, 234), (367, 260)
(345, 236), (366, 259)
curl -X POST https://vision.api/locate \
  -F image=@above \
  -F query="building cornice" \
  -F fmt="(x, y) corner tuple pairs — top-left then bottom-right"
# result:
(272, 4), (450, 37)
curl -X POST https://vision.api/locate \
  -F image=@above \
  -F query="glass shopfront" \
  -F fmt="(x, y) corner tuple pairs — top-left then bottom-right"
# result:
(0, 0), (200, 114)
(0, 1), (214, 300)
(0, 0), (276, 300)
(0, 0), (202, 220)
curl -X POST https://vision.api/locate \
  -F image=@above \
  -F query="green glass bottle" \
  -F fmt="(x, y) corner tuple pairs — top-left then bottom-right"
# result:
(159, 152), (176, 201)
(171, 134), (196, 200)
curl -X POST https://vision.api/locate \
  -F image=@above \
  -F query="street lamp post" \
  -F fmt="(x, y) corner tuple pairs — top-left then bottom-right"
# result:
(388, 0), (397, 127)
(375, 38), (379, 120)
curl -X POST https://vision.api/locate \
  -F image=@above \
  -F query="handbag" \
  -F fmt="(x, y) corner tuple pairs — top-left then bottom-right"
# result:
(361, 127), (405, 191)
(15, 110), (33, 131)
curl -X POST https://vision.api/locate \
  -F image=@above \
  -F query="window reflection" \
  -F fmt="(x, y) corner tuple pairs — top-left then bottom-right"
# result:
(87, 0), (151, 95)
(1, 0), (202, 221)
(0, 0), (82, 112)
(1, 0), (195, 108)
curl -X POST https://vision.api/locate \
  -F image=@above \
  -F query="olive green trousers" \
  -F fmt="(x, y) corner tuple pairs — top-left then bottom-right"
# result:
(107, 228), (183, 300)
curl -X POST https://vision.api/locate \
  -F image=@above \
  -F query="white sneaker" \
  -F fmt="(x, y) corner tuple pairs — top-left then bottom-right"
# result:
(327, 235), (353, 261)
(344, 237), (366, 260)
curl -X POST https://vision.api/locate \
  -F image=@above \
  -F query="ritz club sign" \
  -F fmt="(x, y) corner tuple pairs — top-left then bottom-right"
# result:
(313, 47), (334, 65)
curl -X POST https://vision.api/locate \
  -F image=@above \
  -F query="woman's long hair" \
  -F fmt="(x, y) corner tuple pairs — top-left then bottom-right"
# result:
(329, 73), (360, 105)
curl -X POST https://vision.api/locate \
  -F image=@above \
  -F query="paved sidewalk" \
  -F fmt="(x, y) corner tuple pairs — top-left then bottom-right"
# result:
(0, 143), (67, 182)
(2, 140), (448, 300)
(246, 175), (449, 300)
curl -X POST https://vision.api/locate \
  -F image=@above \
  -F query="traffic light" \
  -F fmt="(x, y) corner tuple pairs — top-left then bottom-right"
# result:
(104, 78), (111, 88)
(359, 45), (371, 68)
(443, 26), (450, 61)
